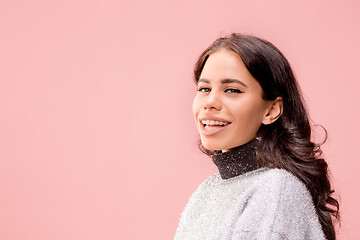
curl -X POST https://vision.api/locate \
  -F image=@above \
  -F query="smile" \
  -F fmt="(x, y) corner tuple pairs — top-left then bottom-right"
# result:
(200, 120), (231, 136)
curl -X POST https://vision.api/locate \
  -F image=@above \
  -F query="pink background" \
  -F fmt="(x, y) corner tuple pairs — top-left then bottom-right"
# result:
(0, 0), (359, 239)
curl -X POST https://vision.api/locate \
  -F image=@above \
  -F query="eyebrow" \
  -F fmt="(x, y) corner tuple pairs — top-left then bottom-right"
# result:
(198, 78), (247, 87)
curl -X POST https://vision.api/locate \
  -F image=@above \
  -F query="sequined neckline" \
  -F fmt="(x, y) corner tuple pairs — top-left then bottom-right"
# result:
(212, 139), (260, 180)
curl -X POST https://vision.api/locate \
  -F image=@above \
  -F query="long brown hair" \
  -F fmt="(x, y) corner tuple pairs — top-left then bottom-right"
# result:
(194, 33), (340, 240)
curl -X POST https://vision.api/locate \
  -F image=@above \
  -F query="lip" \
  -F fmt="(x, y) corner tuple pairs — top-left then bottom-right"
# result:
(198, 115), (231, 136)
(198, 115), (231, 122)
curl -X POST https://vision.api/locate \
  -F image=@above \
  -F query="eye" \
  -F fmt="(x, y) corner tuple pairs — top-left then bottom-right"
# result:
(197, 87), (211, 93)
(225, 88), (242, 93)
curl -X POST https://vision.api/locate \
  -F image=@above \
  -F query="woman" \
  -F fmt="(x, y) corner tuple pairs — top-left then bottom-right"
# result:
(174, 34), (339, 240)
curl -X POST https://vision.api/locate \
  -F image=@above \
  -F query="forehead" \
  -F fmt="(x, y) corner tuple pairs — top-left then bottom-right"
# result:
(200, 49), (255, 84)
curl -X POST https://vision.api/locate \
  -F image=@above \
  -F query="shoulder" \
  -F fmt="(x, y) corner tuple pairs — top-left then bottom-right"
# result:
(233, 168), (325, 239)
(256, 169), (324, 234)
(258, 168), (303, 185)
(249, 168), (314, 210)
(256, 168), (312, 200)
(237, 168), (319, 229)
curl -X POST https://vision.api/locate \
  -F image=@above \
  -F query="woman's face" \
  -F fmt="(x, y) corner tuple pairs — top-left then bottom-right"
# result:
(192, 49), (272, 151)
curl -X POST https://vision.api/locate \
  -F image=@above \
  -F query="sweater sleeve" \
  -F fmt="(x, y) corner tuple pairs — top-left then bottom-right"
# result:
(232, 169), (326, 240)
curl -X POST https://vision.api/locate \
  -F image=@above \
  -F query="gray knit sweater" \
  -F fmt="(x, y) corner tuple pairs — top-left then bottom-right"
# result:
(174, 168), (326, 239)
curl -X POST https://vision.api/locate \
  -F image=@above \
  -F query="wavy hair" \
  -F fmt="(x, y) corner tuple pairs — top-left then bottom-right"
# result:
(194, 33), (340, 240)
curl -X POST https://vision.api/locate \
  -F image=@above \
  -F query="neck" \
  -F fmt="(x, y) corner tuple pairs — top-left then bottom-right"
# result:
(212, 139), (260, 179)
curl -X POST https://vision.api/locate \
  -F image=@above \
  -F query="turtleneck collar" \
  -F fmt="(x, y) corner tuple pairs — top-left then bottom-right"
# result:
(212, 138), (260, 180)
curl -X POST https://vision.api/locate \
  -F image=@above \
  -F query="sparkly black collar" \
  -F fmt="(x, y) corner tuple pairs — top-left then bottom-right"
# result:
(212, 139), (260, 180)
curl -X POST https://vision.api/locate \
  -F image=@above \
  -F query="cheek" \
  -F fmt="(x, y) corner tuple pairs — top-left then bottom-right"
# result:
(231, 99), (267, 124)
(192, 95), (200, 119)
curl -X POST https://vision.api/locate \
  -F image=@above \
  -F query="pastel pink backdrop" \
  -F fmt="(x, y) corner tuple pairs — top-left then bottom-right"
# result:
(0, 0), (359, 239)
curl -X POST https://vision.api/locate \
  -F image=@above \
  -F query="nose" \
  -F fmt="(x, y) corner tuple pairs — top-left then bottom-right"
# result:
(204, 91), (222, 111)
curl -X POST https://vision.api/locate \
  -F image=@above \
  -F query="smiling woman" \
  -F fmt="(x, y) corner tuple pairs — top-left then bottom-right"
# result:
(174, 34), (340, 240)
(193, 49), (282, 151)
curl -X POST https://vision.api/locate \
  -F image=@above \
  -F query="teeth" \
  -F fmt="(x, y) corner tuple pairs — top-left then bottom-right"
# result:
(201, 120), (230, 126)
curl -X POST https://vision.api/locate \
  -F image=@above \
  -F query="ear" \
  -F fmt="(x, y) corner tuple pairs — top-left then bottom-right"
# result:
(262, 97), (283, 125)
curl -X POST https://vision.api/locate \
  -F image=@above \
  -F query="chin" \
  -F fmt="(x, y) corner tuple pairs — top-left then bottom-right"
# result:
(201, 140), (228, 152)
